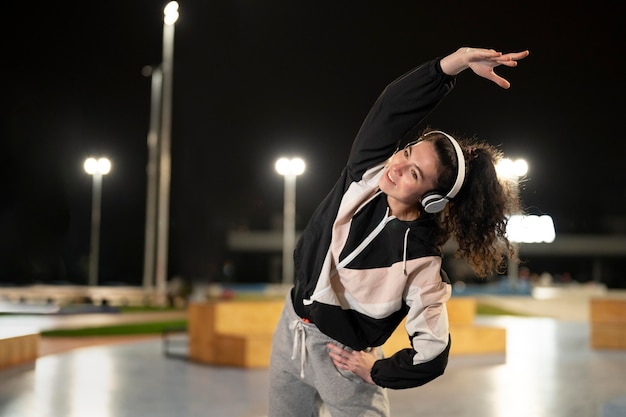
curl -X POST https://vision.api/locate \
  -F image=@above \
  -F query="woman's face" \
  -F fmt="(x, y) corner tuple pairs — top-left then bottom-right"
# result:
(378, 141), (440, 215)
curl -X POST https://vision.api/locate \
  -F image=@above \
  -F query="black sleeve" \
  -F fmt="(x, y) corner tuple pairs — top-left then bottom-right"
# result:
(346, 58), (456, 180)
(370, 335), (451, 389)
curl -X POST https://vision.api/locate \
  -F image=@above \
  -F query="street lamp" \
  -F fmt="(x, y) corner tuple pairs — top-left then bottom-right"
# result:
(84, 157), (111, 286)
(141, 65), (162, 294)
(496, 157), (528, 179)
(154, 1), (179, 305)
(275, 157), (305, 285)
(496, 156), (532, 286)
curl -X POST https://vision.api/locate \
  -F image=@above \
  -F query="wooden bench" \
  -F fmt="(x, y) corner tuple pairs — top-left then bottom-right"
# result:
(188, 300), (283, 368)
(591, 298), (626, 349)
(188, 297), (506, 368)
(0, 329), (40, 370)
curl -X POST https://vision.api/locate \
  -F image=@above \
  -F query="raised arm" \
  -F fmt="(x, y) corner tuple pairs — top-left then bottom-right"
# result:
(440, 47), (530, 89)
(347, 59), (456, 177)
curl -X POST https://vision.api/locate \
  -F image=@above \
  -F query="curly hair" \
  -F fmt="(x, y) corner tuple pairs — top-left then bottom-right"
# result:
(420, 130), (522, 277)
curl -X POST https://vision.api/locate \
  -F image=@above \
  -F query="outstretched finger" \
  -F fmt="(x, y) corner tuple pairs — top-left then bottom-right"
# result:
(494, 50), (529, 68)
(468, 48), (503, 60)
(488, 71), (511, 89)
(502, 50), (530, 61)
(494, 59), (520, 68)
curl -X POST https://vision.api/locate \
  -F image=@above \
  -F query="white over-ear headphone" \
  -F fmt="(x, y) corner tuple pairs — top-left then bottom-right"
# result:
(418, 130), (466, 214)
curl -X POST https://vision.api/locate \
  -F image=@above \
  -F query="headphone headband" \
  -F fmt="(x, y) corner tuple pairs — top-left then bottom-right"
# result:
(419, 130), (466, 213)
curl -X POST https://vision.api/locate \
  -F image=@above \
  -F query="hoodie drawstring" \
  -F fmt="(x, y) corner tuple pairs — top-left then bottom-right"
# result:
(289, 319), (307, 379)
(402, 227), (410, 276)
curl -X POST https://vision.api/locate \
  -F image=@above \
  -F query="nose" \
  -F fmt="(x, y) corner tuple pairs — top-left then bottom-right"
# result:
(391, 161), (409, 176)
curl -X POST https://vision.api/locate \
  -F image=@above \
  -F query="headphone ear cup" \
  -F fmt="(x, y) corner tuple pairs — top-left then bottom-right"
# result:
(421, 191), (447, 214)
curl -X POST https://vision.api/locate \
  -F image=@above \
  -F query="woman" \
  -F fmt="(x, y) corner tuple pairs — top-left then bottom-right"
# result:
(268, 46), (529, 417)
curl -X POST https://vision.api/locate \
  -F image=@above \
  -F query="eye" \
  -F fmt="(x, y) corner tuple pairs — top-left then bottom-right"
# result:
(403, 148), (419, 180)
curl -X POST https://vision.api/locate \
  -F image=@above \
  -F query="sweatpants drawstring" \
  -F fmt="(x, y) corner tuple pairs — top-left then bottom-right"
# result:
(289, 319), (307, 378)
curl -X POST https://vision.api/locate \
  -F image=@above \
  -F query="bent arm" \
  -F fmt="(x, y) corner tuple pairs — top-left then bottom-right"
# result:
(371, 265), (452, 389)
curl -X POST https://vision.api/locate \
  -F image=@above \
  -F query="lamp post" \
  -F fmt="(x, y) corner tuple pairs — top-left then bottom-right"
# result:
(154, 1), (179, 305)
(275, 157), (305, 285)
(84, 157), (111, 287)
(496, 157), (530, 286)
(142, 65), (162, 293)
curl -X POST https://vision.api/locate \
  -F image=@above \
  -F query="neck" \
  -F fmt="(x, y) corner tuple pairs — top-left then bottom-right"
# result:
(386, 199), (420, 221)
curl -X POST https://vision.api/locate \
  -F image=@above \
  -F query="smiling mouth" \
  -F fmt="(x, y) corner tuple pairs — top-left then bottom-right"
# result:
(387, 171), (396, 185)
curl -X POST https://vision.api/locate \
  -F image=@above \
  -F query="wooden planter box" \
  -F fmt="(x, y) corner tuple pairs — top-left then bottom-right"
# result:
(0, 330), (40, 370)
(591, 298), (626, 349)
(188, 297), (506, 368)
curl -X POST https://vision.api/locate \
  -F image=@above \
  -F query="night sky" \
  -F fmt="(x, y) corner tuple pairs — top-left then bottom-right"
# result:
(2, 0), (625, 286)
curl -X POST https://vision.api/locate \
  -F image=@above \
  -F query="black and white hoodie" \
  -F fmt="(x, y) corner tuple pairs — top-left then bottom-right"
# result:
(291, 57), (458, 389)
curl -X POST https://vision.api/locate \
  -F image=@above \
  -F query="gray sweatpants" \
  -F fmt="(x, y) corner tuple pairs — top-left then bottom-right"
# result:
(268, 295), (390, 417)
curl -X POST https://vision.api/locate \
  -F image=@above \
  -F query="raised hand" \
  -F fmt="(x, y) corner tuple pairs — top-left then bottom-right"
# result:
(440, 47), (530, 89)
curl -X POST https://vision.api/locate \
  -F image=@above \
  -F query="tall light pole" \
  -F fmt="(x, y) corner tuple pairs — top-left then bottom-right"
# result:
(275, 157), (305, 285)
(496, 157), (529, 286)
(141, 65), (162, 293)
(155, 1), (179, 305)
(84, 157), (111, 287)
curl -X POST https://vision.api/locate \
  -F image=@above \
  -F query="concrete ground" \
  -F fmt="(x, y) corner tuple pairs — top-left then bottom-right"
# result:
(1, 290), (625, 417)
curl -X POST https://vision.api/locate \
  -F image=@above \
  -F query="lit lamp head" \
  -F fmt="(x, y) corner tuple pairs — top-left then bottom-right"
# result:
(163, 1), (179, 25)
(84, 158), (111, 175)
(275, 157), (305, 176)
(496, 158), (528, 180)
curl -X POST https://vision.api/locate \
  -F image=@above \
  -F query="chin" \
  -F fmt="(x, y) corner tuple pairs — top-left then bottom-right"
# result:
(378, 180), (390, 195)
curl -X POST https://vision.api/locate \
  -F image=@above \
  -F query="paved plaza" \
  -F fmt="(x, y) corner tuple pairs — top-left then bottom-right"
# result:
(1, 294), (626, 417)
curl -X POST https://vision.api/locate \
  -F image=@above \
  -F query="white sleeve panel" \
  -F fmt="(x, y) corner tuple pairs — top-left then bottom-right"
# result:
(403, 256), (452, 364)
